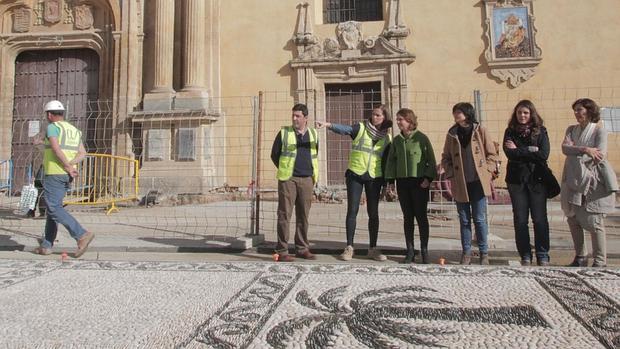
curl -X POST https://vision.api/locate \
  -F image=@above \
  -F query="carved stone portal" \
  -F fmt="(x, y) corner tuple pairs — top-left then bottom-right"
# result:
(483, 0), (542, 88)
(12, 7), (31, 33)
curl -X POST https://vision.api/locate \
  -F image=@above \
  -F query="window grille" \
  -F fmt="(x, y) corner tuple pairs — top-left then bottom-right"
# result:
(323, 0), (382, 24)
(601, 107), (620, 133)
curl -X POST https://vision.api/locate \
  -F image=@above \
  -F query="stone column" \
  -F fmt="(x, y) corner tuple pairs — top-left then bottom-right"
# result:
(143, 0), (175, 111)
(176, 0), (209, 110)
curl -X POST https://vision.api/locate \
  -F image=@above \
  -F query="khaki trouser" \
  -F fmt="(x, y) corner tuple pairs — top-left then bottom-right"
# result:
(276, 176), (314, 255)
(567, 205), (607, 266)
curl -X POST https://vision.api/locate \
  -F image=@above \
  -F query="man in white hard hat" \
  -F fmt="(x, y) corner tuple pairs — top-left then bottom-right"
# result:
(34, 100), (94, 258)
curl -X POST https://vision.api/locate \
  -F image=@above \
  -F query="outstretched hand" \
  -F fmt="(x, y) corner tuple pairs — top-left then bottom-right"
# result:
(315, 121), (330, 129)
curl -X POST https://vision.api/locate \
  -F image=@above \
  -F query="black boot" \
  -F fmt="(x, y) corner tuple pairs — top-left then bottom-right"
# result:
(402, 248), (414, 264)
(568, 256), (588, 267)
(421, 249), (429, 264)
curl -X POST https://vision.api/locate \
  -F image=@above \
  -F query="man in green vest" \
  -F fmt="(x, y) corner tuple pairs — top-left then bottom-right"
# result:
(270, 103), (319, 262)
(33, 100), (94, 258)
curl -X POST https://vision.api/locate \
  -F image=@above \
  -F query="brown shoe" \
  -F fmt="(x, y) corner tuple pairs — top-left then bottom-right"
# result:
(460, 253), (472, 265)
(296, 250), (317, 260)
(75, 231), (95, 258)
(278, 254), (295, 262)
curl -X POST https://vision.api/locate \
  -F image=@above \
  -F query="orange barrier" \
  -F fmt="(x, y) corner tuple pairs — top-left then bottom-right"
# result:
(64, 154), (139, 214)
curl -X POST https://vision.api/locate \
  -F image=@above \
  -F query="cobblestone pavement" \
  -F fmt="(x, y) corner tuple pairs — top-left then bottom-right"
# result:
(1, 258), (618, 348)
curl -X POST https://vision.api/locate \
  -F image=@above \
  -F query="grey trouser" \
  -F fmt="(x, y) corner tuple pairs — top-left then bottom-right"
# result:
(566, 205), (607, 265)
(276, 176), (314, 254)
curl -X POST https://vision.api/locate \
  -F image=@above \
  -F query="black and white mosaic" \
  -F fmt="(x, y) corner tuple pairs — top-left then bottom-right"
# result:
(0, 260), (617, 348)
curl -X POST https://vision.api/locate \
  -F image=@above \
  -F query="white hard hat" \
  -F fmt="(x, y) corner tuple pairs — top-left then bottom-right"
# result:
(44, 100), (65, 112)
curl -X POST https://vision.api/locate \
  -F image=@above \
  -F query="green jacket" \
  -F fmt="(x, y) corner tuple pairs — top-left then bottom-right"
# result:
(385, 130), (437, 180)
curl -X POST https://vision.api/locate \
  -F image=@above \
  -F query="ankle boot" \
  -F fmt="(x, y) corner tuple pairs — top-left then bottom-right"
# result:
(568, 256), (588, 267)
(402, 246), (415, 264)
(421, 249), (429, 264)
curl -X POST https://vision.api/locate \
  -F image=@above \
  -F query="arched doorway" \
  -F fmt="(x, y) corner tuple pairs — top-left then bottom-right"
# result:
(11, 49), (99, 191)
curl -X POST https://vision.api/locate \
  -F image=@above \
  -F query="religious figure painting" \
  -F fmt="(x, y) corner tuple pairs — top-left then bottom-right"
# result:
(491, 7), (532, 59)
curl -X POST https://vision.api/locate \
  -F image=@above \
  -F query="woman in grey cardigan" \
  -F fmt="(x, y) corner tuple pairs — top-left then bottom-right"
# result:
(561, 98), (618, 268)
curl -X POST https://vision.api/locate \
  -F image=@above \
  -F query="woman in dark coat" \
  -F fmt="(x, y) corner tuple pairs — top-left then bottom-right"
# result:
(502, 100), (550, 266)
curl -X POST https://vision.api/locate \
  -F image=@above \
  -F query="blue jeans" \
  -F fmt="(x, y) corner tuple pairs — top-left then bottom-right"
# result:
(345, 174), (383, 247)
(456, 182), (489, 254)
(40, 175), (87, 249)
(508, 182), (550, 262)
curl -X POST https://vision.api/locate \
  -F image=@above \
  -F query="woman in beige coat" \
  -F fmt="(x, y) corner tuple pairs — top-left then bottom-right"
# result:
(561, 98), (618, 268)
(441, 102), (499, 265)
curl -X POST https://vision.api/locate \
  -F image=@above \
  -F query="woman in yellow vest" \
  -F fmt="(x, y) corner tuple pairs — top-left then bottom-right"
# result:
(316, 105), (392, 261)
(385, 108), (437, 264)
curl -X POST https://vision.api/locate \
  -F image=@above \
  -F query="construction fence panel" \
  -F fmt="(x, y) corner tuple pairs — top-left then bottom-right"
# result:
(0, 97), (258, 243)
(257, 87), (620, 246)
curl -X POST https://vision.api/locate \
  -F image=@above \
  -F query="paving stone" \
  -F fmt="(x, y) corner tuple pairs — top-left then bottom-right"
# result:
(0, 259), (618, 348)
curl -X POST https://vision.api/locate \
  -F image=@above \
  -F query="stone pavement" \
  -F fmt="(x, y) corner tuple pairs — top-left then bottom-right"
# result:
(0, 256), (618, 348)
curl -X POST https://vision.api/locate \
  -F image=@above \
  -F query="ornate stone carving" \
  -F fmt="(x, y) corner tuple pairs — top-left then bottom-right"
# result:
(12, 7), (31, 33)
(323, 38), (340, 58)
(482, 0), (542, 87)
(43, 0), (62, 24)
(383, 0), (410, 42)
(73, 4), (94, 30)
(337, 21), (362, 50)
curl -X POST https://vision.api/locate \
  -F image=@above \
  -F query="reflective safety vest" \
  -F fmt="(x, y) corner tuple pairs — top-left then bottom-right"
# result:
(43, 121), (82, 175)
(277, 126), (319, 183)
(348, 122), (391, 178)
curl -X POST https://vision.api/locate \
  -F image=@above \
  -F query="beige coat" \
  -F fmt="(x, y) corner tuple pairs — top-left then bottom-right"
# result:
(441, 123), (499, 203)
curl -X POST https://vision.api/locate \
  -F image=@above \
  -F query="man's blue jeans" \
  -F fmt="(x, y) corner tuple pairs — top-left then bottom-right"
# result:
(456, 196), (489, 255)
(40, 175), (87, 249)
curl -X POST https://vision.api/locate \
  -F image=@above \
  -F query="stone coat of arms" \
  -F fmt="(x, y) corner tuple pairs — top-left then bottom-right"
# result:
(337, 21), (362, 50)
(74, 5), (94, 30)
(43, 0), (62, 24)
(12, 7), (31, 33)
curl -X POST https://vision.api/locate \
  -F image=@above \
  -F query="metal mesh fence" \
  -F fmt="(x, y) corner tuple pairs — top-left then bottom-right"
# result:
(1, 87), (619, 247)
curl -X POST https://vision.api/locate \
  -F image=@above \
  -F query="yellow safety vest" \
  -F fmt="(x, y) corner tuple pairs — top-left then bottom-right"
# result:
(348, 122), (391, 178)
(43, 121), (82, 175)
(277, 126), (319, 183)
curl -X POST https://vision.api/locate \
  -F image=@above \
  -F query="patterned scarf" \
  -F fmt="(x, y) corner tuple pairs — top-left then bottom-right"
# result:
(365, 120), (388, 141)
(515, 123), (532, 138)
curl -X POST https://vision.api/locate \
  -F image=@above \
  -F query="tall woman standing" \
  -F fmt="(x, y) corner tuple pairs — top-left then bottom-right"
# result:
(385, 108), (437, 263)
(561, 98), (618, 268)
(502, 100), (550, 266)
(441, 102), (499, 265)
(316, 105), (392, 261)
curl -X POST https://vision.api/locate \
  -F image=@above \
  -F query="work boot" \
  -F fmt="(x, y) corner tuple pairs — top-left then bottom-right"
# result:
(75, 231), (95, 258)
(460, 253), (472, 265)
(480, 253), (490, 265)
(339, 245), (354, 261)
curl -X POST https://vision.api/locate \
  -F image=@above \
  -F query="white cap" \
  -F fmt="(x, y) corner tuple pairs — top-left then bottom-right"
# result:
(44, 100), (65, 112)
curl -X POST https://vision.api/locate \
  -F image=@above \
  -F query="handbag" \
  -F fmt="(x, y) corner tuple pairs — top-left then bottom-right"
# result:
(17, 184), (38, 214)
(533, 162), (561, 199)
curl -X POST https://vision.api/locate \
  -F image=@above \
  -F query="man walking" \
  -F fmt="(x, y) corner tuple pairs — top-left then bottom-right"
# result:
(34, 100), (94, 258)
(271, 103), (318, 262)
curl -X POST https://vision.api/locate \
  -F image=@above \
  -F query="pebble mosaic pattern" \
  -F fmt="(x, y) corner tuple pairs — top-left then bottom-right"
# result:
(0, 260), (618, 348)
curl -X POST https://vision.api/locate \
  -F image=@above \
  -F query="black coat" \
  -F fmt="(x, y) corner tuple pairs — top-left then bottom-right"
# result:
(502, 126), (550, 185)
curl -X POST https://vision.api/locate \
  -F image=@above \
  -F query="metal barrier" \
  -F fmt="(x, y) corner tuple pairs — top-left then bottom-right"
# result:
(64, 154), (139, 214)
(0, 159), (12, 196)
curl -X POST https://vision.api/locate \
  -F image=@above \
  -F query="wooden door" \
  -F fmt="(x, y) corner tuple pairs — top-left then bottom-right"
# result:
(11, 49), (99, 192)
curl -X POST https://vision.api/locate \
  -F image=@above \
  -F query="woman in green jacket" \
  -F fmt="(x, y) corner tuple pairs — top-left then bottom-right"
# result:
(385, 108), (437, 263)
